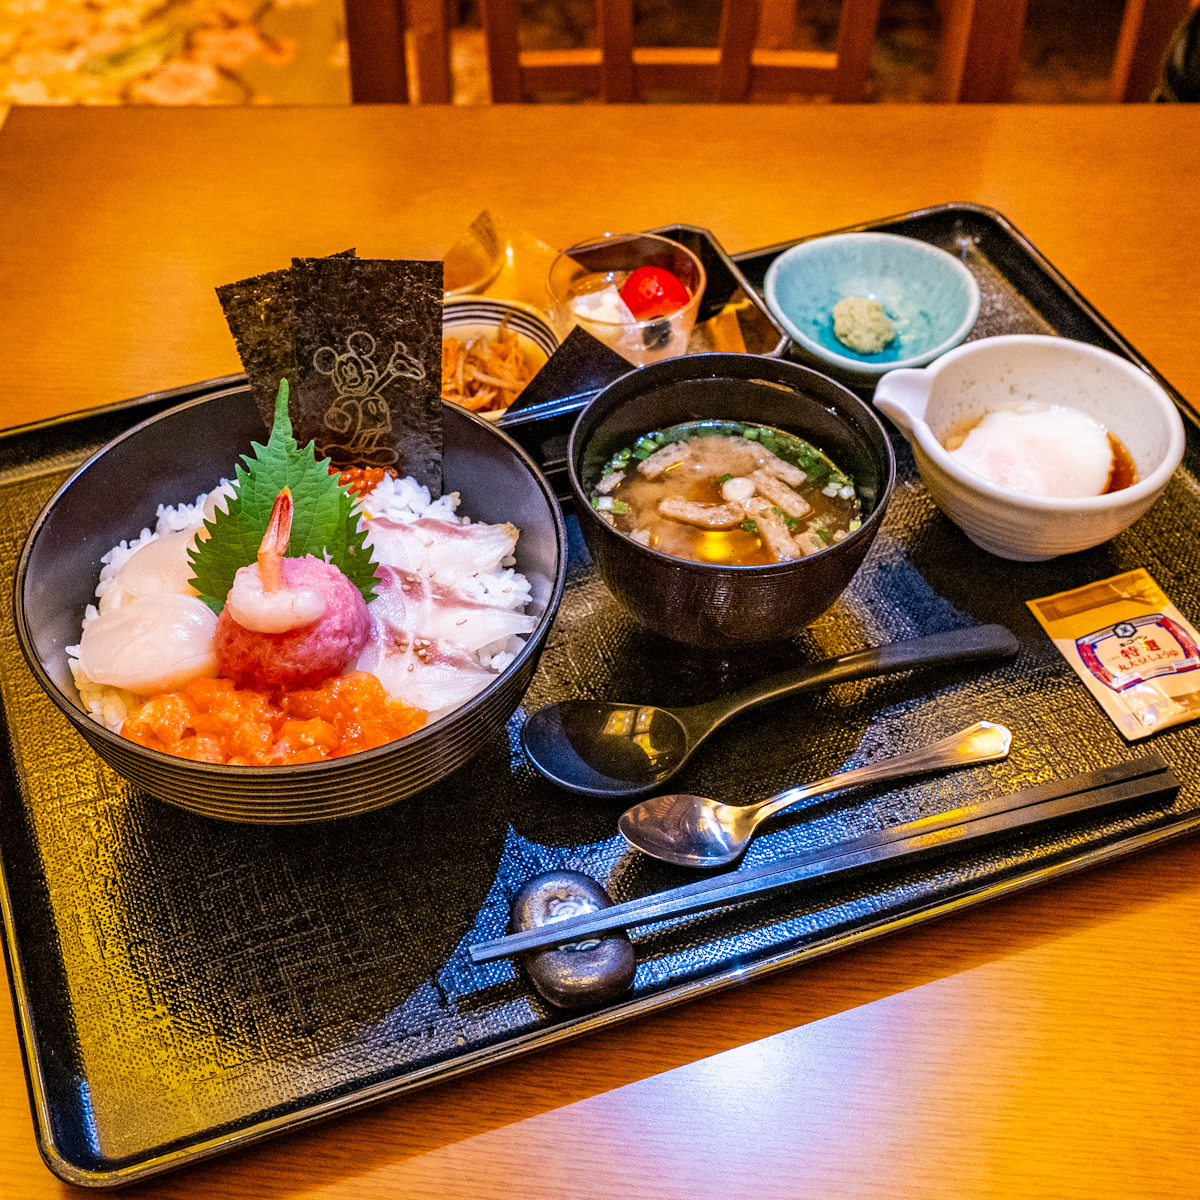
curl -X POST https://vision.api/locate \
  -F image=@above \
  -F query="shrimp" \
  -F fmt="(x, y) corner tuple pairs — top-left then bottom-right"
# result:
(225, 488), (327, 633)
(215, 487), (370, 691)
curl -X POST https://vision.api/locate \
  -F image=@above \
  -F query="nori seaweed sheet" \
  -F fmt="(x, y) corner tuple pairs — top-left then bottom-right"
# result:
(215, 249), (355, 430)
(291, 256), (443, 492)
(216, 252), (445, 495)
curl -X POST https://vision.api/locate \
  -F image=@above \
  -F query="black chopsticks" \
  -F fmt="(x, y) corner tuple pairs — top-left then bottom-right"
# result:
(469, 753), (1177, 964)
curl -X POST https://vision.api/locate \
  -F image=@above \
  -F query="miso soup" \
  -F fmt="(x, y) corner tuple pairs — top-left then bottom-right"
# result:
(589, 421), (862, 566)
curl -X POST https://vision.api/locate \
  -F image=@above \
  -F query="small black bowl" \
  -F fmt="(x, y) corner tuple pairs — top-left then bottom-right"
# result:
(15, 386), (566, 823)
(567, 353), (896, 647)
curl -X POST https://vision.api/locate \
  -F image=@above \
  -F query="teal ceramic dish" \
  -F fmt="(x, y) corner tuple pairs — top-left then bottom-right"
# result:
(764, 232), (981, 383)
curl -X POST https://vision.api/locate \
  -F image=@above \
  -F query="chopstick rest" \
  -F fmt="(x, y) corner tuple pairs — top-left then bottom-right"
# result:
(508, 870), (636, 1009)
(475, 754), (1176, 966)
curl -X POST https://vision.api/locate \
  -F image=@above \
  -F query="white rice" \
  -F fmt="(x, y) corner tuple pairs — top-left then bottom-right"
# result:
(358, 474), (463, 525)
(70, 478), (532, 733)
(155, 490), (211, 534)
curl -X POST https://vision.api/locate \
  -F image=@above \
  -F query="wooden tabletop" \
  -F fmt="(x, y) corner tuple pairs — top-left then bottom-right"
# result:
(2, 104), (1200, 1198)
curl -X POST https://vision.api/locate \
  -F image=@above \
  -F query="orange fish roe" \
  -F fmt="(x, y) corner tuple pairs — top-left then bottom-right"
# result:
(122, 672), (426, 765)
(330, 464), (398, 498)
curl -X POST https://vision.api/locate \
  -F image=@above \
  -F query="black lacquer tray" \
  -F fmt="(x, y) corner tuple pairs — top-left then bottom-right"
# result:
(3, 204), (1200, 1187)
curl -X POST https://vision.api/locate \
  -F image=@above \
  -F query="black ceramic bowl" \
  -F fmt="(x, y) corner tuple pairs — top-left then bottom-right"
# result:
(15, 386), (566, 824)
(568, 353), (896, 647)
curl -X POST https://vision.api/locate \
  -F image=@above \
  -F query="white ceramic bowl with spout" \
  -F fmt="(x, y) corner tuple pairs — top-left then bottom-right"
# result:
(873, 335), (1185, 561)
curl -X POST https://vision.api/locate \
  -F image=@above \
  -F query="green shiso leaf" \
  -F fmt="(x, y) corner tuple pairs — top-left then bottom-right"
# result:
(188, 380), (378, 614)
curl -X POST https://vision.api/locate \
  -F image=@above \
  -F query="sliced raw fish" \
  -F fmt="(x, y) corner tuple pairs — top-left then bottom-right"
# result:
(80, 594), (219, 693)
(357, 638), (494, 720)
(364, 517), (518, 584)
(99, 531), (200, 613)
(369, 566), (535, 653)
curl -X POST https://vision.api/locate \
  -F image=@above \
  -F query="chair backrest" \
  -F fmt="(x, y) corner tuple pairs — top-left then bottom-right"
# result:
(934, 0), (1195, 103)
(344, 0), (453, 103)
(478, 0), (884, 103)
(344, 0), (409, 102)
(1111, 0), (1195, 101)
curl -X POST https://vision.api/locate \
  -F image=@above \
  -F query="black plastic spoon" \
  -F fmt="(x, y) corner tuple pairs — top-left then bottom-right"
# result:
(520, 625), (1019, 798)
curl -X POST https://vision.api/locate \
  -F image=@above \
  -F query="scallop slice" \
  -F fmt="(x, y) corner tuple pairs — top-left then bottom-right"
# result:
(80, 594), (219, 694)
(99, 531), (200, 613)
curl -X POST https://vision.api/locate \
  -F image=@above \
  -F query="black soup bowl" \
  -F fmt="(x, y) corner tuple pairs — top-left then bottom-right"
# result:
(15, 386), (566, 824)
(568, 353), (896, 647)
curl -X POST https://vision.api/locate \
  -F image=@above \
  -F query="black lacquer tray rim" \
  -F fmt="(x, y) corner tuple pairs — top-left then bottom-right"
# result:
(0, 373), (247, 460)
(8, 805), (1200, 1189)
(3, 202), (1199, 1188)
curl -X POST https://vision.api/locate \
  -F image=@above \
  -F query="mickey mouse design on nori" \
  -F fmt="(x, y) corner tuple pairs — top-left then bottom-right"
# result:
(314, 332), (426, 468)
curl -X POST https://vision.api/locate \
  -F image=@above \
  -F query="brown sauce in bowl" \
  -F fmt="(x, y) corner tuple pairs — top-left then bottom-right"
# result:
(1106, 433), (1137, 493)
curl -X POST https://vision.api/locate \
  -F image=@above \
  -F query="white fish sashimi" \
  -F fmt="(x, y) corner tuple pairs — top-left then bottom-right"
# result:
(98, 530), (200, 613)
(357, 638), (494, 720)
(369, 566), (535, 653)
(80, 594), (219, 693)
(364, 517), (518, 584)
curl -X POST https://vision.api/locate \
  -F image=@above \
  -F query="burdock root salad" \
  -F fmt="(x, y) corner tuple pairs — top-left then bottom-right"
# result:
(68, 383), (535, 765)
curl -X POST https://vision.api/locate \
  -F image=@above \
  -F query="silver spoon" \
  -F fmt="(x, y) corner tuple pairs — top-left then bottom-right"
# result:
(618, 720), (1012, 867)
(520, 625), (1018, 798)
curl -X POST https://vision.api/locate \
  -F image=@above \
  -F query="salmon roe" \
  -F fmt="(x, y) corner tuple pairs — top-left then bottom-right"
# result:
(330, 464), (397, 498)
(121, 672), (427, 765)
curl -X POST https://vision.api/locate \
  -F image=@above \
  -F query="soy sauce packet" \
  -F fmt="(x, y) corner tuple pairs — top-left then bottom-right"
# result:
(1028, 569), (1200, 738)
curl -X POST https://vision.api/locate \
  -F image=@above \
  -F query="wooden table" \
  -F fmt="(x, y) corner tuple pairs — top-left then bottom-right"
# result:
(2, 104), (1200, 1199)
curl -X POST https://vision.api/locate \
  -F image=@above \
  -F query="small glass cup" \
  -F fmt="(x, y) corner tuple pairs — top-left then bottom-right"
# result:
(547, 232), (707, 367)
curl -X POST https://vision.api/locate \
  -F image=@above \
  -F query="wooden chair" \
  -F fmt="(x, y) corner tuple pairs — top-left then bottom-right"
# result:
(933, 0), (1026, 103)
(477, 0), (884, 103)
(344, 0), (453, 103)
(1110, 0), (1197, 101)
(934, 0), (1196, 103)
(344, 0), (407, 102)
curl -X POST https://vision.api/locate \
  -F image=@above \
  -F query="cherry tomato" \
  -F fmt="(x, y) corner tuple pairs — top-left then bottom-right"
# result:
(619, 266), (691, 319)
